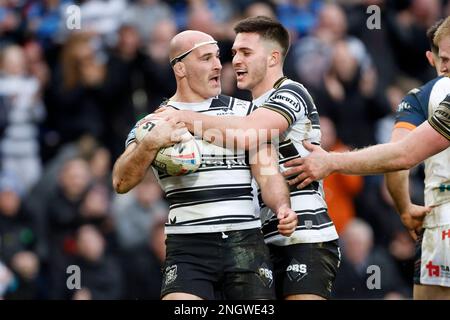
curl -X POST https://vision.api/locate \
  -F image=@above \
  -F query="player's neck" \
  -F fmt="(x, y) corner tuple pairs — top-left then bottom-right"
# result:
(251, 69), (284, 100)
(172, 85), (211, 103)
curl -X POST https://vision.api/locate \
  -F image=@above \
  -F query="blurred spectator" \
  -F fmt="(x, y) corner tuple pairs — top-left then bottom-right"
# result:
(293, 3), (374, 90)
(44, 157), (92, 299)
(0, 0), (22, 45)
(31, 135), (100, 210)
(186, 1), (226, 39)
(122, 0), (174, 42)
(112, 172), (167, 251)
(276, 0), (323, 38)
(385, 0), (441, 83)
(87, 145), (111, 186)
(28, 137), (116, 271)
(339, 0), (398, 91)
(313, 39), (390, 149)
(47, 32), (106, 148)
(388, 230), (415, 292)
(172, 0), (236, 34)
(80, 183), (113, 233)
(121, 218), (166, 299)
(144, 19), (177, 114)
(4, 251), (40, 299)
(0, 170), (40, 299)
(0, 170), (36, 263)
(146, 19), (176, 66)
(102, 23), (152, 161)
(77, 0), (127, 45)
(333, 218), (410, 299)
(355, 176), (419, 248)
(0, 44), (46, 191)
(320, 116), (363, 234)
(71, 224), (122, 299)
(23, 40), (50, 91)
(244, 1), (276, 19)
(184, 1), (236, 63)
(25, 0), (73, 50)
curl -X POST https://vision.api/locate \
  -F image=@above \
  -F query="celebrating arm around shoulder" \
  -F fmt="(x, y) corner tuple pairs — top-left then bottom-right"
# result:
(156, 106), (289, 150)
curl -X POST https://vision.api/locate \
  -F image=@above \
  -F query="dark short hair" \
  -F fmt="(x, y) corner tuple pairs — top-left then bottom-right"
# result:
(234, 16), (290, 58)
(427, 19), (444, 54)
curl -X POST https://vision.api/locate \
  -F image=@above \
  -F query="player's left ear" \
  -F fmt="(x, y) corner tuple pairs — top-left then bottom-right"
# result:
(269, 50), (281, 67)
(425, 50), (436, 68)
(174, 62), (186, 78)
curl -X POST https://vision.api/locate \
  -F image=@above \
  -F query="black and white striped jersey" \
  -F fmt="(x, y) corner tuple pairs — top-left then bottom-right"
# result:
(254, 77), (339, 245)
(126, 95), (260, 234)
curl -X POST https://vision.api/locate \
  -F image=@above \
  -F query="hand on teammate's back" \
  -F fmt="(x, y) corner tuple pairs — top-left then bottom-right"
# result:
(282, 141), (331, 189)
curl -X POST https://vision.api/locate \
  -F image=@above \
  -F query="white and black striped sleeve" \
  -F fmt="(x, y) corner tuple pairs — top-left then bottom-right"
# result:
(260, 83), (316, 126)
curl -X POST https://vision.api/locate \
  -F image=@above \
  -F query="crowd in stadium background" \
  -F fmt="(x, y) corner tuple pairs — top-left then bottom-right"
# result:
(0, 0), (447, 299)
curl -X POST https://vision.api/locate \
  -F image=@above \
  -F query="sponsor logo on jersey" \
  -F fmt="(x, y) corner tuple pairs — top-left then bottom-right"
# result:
(397, 101), (412, 112)
(271, 92), (301, 112)
(201, 158), (247, 167)
(235, 100), (250, 108)
(442, 229), (450, 240)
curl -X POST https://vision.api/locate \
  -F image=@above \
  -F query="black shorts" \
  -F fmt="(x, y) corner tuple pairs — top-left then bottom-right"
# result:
(268, 240), (340, 299)
(161, 229), (275, 300)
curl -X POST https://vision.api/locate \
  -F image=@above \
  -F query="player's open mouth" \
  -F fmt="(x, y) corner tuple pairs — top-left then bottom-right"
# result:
(209, 75), (220, 85)
(236, 70), (247, 81)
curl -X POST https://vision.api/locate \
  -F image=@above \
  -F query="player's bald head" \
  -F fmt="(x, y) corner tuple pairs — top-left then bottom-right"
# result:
(169, 30), (215, 62)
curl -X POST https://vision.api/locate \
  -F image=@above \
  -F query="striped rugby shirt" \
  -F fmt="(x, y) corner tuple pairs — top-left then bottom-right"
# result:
(126, 95), (261, 234)
(254, 77), (339, 245)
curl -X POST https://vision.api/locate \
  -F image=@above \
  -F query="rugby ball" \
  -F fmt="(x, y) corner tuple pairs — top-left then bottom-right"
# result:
(135, 116), (201, 176)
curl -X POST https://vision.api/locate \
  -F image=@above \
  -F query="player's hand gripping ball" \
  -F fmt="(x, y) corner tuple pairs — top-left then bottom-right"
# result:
(135, 116), (201, 176)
